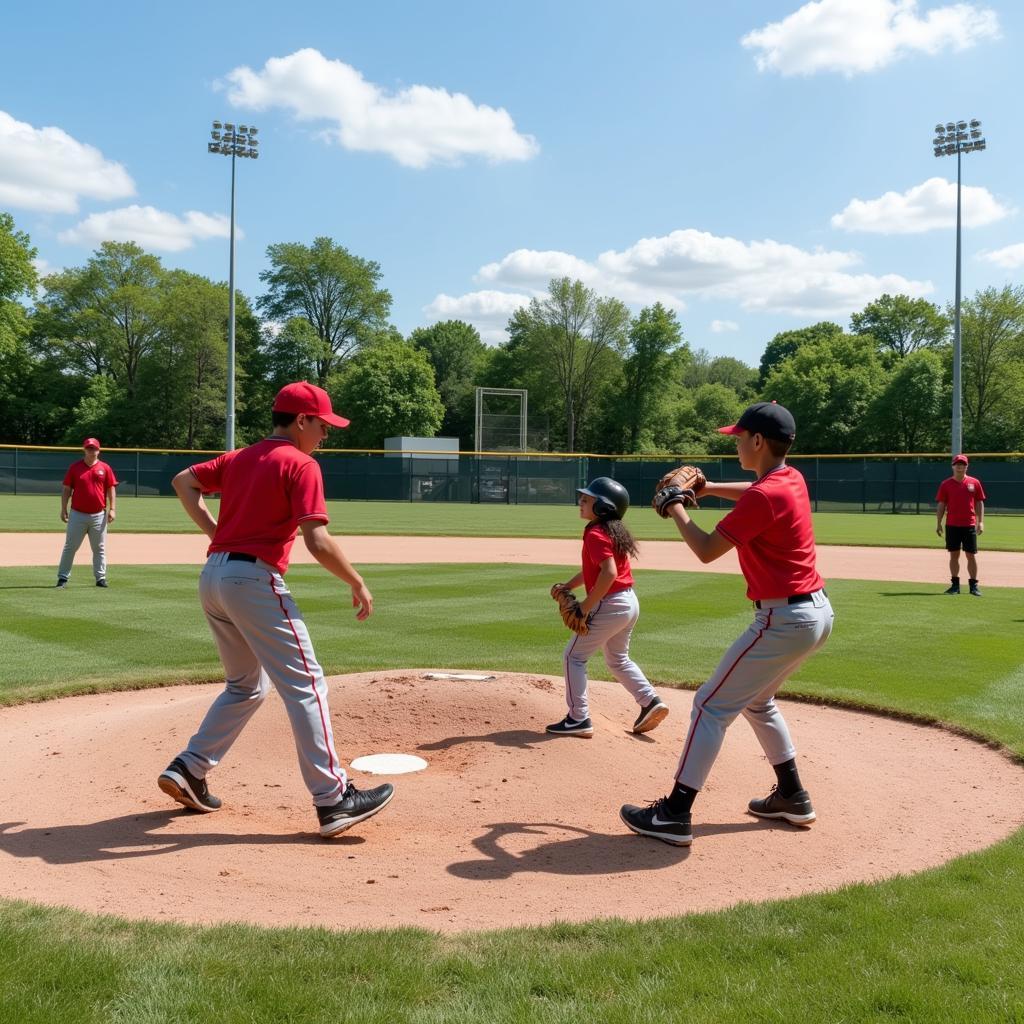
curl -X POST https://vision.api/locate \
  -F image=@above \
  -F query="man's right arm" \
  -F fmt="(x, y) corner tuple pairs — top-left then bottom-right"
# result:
(300, 521), (373, 620)
(172, 469), (217, 540)
(60, 485), (71, 522)
(936, 500), (946, 536)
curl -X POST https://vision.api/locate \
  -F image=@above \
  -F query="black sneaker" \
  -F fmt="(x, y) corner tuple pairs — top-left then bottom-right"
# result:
(969, 585), (982, 597)
(545, 715), (594, 737)
(55, 578), (68, 589)
(944, 584), (960, 595)
(96, 578), (109, 588)
(748, 785), (816, 826)
(158, 757), (222, 812)
(633, 698), (669, 734)
(620, 797), (693, 846)
(317, 782), (395, 837)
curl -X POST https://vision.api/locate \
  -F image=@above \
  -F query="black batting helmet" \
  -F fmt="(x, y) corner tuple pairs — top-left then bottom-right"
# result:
(576, 477), (630, 520)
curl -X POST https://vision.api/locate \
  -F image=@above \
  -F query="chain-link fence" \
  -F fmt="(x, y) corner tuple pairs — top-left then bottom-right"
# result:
(1, 446), (1021, 514)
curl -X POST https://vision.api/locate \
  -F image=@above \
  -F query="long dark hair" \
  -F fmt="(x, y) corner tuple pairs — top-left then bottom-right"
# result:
(596, 516), (639, 560)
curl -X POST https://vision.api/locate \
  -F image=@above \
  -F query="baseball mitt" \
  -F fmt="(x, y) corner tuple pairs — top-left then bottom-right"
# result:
(554, 589), (590, 636)
(652, 464), (706, 518)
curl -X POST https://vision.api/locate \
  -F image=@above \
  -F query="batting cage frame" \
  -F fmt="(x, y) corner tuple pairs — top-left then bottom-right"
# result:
(474, 387), (528, 453)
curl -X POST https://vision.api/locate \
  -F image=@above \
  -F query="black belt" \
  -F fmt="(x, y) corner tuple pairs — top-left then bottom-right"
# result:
(755, 589), (826, 610)
(226, 552), (257, 563)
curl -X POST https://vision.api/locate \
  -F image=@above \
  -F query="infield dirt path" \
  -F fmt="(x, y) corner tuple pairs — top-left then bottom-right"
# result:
(5, 532), (1023, 584)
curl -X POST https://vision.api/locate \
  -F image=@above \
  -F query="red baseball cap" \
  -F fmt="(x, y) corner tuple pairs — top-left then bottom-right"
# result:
(82, 437), (101, 449)
(272, 382), (350, 428)
(952, 454), (969, 465)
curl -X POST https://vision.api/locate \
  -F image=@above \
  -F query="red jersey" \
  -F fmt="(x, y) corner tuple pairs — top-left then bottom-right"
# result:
(936, 475), (986, 527)
(63, 459), (118, 514)
(190, 437), (329, 574)
(582, 522), (634, 595)
(715, 464), (824, 602)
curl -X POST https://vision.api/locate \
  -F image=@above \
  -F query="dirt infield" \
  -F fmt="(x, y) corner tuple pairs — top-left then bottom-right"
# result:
(7, 531), (1024, 584)
(2, 670), (1022, 933)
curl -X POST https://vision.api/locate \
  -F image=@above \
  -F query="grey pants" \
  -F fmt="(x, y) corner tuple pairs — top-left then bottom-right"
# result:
(563, 588), (657, 720)
(178, 553), (347, 807)
(674, 590), (834, 791)
(57, 509), (108, 581)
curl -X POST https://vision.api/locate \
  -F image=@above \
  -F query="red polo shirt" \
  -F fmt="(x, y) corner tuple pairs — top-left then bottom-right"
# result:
(936, 475), (986, 527)
(189, 437), (329, 574)
(582, 522), (634, 595)
(63, 459), (118, 514)
(715, 465), (824, 602)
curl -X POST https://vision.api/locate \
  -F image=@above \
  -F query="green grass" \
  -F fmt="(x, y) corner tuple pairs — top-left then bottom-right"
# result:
(1, 563), (1023, 1022)
(3, 494), (1022, 549)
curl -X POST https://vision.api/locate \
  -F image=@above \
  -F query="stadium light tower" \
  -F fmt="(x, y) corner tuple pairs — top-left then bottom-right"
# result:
(932, 118), (986, 458)
(208, 121), (260, 450)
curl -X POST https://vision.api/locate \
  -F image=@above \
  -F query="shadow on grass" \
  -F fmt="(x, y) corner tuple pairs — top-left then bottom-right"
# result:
(447, 818), (791, 879)
(0, 585), (61, 590)
(878, 592), (943, 598)
(0, 809), (361, 864)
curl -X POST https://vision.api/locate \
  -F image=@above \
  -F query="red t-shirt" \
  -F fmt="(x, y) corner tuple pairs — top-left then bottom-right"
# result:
(715, 465), (824, 602)
(582, 522), (634, 596)
(63, 459), (118, 514)
(936, 475), (986, 527)
(190, 437), (329, 574)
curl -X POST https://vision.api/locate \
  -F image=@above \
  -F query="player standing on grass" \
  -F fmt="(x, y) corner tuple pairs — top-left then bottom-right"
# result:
(56, 437), (117, 589)
(620, 402), (834, 847)
(158, 381), (395, 838)
(936, 454), (986, 596)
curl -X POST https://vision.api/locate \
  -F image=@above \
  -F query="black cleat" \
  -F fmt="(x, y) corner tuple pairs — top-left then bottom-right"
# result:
(748, 785), (816, 826)
(317, 782), (395, 837)
(96, 578), (109, 588)
(545, 715), (594, 737)
(943, 585), (960, 595)
(633, 697), (669, 734)
(55, 578), (68, 589)
(620, 797), (693, 846)
(158, 757), (222, 812)
(969, 585), (982, 597)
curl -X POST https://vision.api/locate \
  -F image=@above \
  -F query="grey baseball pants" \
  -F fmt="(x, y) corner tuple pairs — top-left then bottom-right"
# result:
(674, 590), (833, 791)
(57, 509), (108, 581)
(177, 552), (347, 807)
(563, 588), (657, 720)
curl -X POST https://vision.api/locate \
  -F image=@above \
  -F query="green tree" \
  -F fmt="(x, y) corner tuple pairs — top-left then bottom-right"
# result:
(865, 349), (946, 451)
(261, 316), (324, 391)
(257, 237), (391, 386)
(850, 294), (949, 359)
(758, 321), (843, 388)
(763, 332), (886, 452)
(684, 349), (757, 398)
(332, 338), (443, 449)
(409, 320), (489, 446)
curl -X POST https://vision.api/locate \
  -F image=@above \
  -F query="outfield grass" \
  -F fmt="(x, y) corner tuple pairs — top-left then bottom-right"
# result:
(2, 494), (1022, 549)
(0, 564), (1022, 1022)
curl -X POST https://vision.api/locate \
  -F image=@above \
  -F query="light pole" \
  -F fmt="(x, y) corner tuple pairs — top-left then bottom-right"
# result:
(932, 118), (986, 457)
(208, 121), (259, 450)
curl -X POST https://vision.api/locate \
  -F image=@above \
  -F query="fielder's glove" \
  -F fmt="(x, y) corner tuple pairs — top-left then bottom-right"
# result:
(554, 589), (591, 636)
(652, 465), (706, 518)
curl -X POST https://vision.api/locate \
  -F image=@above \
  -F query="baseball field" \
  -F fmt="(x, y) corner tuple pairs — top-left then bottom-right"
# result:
(1, 502), (1022, 1022)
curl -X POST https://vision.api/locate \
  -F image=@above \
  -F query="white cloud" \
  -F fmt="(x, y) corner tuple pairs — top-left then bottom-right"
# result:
(423, 289), (532, 344)
(0, 110), (134, 214)
(471, 229), (932, 316)
(977, 243), (1024, 269)
(32, 257), (58, 279)
(831, 177), (1012, 234)
(711, 319), (739, 333)
(221, 48), (538, 169)
(59, 205), (236, 252)
(742, 0), (1000, 76)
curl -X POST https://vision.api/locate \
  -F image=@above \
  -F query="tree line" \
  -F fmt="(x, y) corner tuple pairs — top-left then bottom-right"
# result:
(2, 211), (1023, 454)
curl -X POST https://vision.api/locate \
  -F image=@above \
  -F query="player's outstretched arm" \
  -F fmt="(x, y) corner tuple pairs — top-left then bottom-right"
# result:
(700, 481), (752, 503)
(301, 521), (373, 620)
(666, 504), (735, 564)
(172, 470), (217, 540)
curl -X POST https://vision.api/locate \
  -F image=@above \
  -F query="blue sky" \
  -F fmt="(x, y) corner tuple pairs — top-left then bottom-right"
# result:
(1, 0), (1020, 365)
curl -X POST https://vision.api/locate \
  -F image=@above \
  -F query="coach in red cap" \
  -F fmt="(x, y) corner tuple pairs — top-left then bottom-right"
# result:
(160, 381), (394, 838)
(56, 437), (118, 588)
(935, 454), (987, 596)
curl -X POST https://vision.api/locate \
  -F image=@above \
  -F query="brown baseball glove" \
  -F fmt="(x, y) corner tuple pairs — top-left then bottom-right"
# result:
(652, 464), (707, 518)
(554, 589), (590, 635)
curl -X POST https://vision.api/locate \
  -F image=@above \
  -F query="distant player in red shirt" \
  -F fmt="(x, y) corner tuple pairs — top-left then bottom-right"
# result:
(159, 382), (394, 838)
(936, 454), (986, 596)
(547, 477), (669, 737)
(621, 402), (834, 847)
(56, 437), (118, 588)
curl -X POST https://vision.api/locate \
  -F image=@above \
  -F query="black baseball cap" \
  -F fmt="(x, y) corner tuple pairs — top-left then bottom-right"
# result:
(718, 401), (796, 442)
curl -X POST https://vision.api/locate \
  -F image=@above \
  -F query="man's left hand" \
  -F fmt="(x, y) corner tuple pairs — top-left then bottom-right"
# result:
(978, 522), (984, 534)
(108, 510), (116, 524)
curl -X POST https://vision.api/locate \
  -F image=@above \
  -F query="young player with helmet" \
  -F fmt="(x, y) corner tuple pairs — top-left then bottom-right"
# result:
(620, 402), (833, 847)
(547, 476), (669, 738)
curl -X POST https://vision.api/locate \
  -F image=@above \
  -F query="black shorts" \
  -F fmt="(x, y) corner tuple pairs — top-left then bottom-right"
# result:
(945, 525), (978, 553)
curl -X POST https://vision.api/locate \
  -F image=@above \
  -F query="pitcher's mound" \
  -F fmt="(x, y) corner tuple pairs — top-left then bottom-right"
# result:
(1, 671), (1022, 933)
